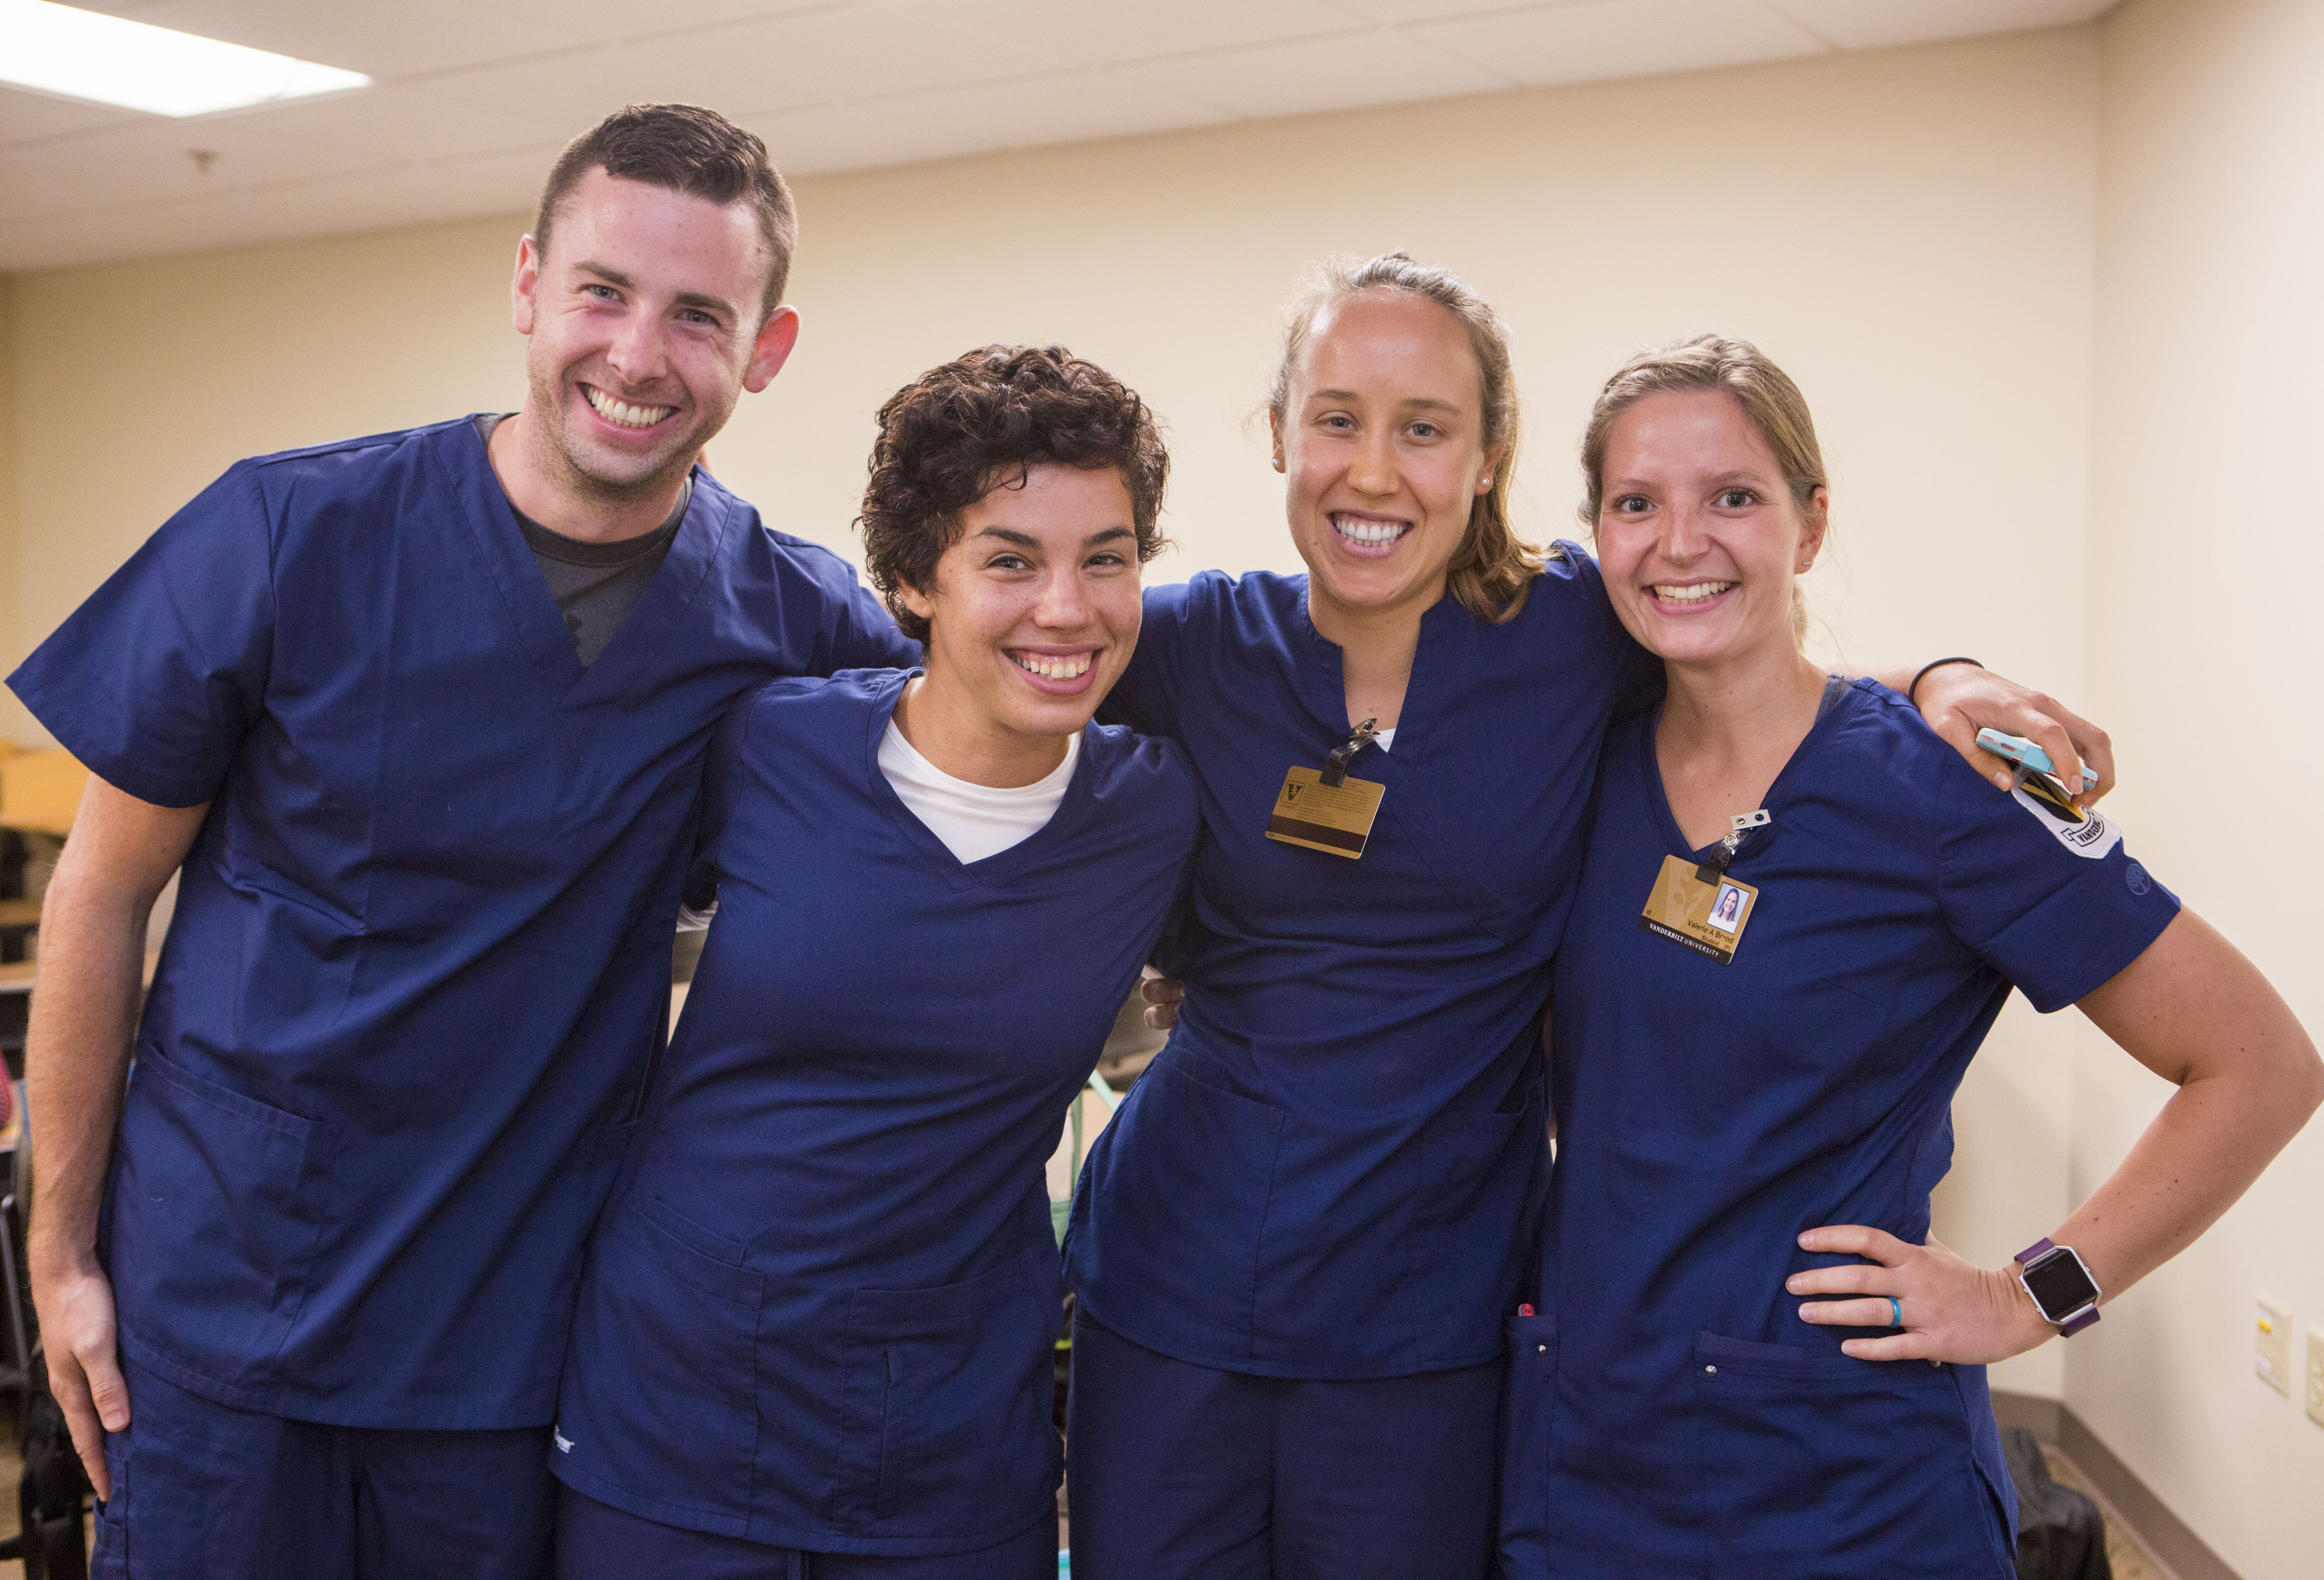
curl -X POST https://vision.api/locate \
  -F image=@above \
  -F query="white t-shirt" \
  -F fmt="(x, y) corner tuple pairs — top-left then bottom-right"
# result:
(878, 722), (1079, 864)
(1374, 727), (1396, 751)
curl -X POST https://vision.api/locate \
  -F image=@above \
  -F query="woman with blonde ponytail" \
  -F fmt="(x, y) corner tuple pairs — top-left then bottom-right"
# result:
(1062, 267), (2097, 1580)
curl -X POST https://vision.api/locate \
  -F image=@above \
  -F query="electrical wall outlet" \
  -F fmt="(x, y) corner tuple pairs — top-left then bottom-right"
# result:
(2255, 1295), (2293, 1396)
(2307, 1327), (2324, 1429)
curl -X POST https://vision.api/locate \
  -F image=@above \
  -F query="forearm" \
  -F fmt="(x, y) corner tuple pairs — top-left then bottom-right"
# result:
(26, 877), (153, 1279)
(2046, 1053), (2319, 1309)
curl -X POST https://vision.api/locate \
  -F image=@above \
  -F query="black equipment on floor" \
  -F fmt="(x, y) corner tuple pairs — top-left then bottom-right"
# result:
(2004, 1425), (2112, 1580)
(0, 1365), (89, 1579)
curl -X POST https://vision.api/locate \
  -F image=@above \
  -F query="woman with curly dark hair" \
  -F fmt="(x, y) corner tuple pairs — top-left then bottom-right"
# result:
(547, 345), (1196, 1578)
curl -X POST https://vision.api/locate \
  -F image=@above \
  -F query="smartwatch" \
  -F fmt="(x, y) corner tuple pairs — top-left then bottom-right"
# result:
(2015, 1238), (2102, 1335)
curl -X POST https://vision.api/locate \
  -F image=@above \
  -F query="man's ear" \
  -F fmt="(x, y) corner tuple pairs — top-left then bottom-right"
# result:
(744, 305), (803, 394)
(511, 235), (542, 336)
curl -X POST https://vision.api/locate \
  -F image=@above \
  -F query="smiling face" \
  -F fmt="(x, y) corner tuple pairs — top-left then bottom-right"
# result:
(1272, 291), (1500, 632)
(1593, 388), (1827, 671)
(897, 463), (1144, 771)
(511, 166), (795, 506)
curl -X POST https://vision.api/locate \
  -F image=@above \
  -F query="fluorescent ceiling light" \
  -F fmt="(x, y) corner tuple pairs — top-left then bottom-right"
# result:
(0, 0), (370, 118)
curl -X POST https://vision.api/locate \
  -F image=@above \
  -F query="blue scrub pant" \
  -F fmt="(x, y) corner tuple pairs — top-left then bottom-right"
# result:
(1064, 1311), (1500, 1580)
(555, 1486), (1057, 1578)
(91, 1357), (554, 1580)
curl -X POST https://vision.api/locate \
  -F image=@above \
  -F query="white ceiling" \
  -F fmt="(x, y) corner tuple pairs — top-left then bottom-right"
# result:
(0, 0), (2116, 272)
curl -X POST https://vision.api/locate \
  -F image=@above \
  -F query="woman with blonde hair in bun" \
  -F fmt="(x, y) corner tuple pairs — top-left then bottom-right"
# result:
(1064, 267), (2103, 1578)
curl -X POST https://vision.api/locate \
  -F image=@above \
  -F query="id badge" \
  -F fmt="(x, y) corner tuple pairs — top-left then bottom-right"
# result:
(1266, 766), (1385, 859)
(1638, 854), (1759, 964)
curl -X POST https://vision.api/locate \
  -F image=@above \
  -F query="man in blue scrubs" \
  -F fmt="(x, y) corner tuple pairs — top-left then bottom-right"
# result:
(10, 104), (913, 1579)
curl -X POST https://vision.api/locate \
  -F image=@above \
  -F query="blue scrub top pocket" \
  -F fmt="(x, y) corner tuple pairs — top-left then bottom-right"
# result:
(556, 1194), (766, 1532)
(1399, 1077), (1546, 1348)
(1068, 1056), (1285, 1362)
(107, 1048), (338, 1398)
(832, 1251), (1061, 1542)
(1688, 1331), (2015, 1579)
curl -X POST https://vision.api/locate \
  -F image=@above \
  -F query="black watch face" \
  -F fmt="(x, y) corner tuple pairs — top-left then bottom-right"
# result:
(2024, 1251), (2099, 1318)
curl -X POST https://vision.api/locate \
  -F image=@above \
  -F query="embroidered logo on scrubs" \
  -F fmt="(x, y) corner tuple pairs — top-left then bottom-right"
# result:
(553, 1428), (574, 1454)
(2008, 771), (2122, 862)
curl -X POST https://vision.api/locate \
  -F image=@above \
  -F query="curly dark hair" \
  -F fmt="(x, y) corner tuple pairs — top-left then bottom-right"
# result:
(858, 345), (1169, 644)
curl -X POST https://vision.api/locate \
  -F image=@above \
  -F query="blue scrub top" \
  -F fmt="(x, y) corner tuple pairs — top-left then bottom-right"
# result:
(552, 670), (1197, 1557)
(1065, 550), (1655, 1378)
(1501, 681), (2180, 1579)
(6, 418), (916, 1429)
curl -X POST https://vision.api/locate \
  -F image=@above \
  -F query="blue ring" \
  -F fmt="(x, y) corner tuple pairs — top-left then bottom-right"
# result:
(1887, 1297), (1903, 1328)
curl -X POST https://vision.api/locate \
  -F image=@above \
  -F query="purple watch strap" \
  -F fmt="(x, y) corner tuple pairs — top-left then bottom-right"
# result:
(2016, 1238), (2102, 1334)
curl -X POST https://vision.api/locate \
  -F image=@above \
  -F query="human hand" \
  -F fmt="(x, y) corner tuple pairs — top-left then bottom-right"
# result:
(1788, 1225), (2055, 1366)
(1139, 971), (1183, 1032)
(1912, 664), (2113, 809)
(33, 1259), (129, 1499)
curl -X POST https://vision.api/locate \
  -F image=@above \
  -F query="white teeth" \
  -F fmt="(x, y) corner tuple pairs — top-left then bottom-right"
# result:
(1654, 581), (1737, 603)
(1013, 652), (1092, 681)
(1332, 514), (1410, 547)
(584, 386), (674, 429)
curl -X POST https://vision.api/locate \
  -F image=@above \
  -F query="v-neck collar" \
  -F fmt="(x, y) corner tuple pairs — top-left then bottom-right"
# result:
(1639, 677), (1860, 866)
(857, 670), (1097, 890)
(1290, 578), (1467, 762)
(437, 416), (730, 702)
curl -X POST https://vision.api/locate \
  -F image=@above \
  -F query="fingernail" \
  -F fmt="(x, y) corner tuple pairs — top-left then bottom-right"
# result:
(1994, 771), (2013, 790)
(1785, 1276), (1803, 1292)
(2067, 775), (2082, 794)
(1796, 1232), (1814, 1247)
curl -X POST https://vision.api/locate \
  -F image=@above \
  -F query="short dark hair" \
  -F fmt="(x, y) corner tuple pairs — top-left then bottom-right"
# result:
(859, 346), (1170, 644)
(533, 103), (797, 320)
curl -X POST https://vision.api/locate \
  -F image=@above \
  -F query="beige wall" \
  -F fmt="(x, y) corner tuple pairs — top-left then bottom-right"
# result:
(2068, 0), (2324, 1574)
(2, 16), (2314, 1571)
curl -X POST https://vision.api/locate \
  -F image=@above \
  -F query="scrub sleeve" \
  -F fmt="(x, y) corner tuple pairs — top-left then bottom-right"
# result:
(551, 672), (1197, 1566)
(1061, 552), (1655, 1576)
(1501, 680), (2180, 1580)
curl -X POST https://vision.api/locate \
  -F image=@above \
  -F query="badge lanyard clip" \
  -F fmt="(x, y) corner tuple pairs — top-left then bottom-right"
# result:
(1695, 808), (1771, 886)
(1320, 718), (1380, 788)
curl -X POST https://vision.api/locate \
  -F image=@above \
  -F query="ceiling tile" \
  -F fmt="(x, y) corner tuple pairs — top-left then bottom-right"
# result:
(0, 118), (383, 223)
(1117, 28), (1513, 118)
(1410, 0), (1827, 87)
(464, 0), (839, 47)
(734, 102), (995, 177)
(876, 70), (1236, 151)
(1324, 0), (1578, 20)
(0, 149), (541, 272)
(422, 40), (817, 139)
(692, 2), (1073, 102)
(81, 0), (554, 81)
(933, 0), (1364, 67)
(0, 86), (146, 148)
(232, 81), (565, 165)
(1760, 0), (2117, 51)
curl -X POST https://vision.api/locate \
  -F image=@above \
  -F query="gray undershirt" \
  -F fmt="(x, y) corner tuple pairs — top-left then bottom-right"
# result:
(475, 413), (690, 667)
